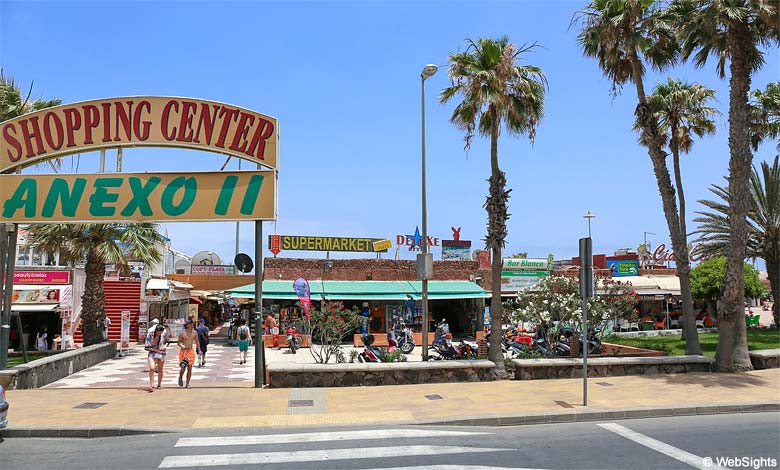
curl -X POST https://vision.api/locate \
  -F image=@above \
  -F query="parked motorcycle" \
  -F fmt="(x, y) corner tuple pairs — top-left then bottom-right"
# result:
(357, 334), (398, 362)
(428, 320), (477, 360)
(391, 320), (415, 354)
(286, 326), (301, 354)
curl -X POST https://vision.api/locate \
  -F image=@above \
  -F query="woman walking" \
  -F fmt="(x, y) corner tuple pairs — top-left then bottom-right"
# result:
(146, 324), (168, 391)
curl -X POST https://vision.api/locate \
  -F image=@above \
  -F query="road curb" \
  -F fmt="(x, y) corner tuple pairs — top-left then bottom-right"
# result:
(415, 401), (780, 427)
(0, 426), (183, 438)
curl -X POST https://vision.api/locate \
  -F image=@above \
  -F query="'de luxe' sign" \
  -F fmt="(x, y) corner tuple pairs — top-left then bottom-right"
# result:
(0, 171), (275, 223)
(0, 97), (278, 172)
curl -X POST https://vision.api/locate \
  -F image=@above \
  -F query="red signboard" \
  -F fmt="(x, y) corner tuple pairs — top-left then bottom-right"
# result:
(270, 234), (281, 255)
(14, 270), (70, 285)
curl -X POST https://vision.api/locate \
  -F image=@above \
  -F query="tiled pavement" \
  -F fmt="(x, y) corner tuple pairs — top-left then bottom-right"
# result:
(7, 368), (780, 431)
(44, 342), (256, 389)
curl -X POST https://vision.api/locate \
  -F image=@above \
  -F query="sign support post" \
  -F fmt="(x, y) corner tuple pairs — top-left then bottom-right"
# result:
(0, 224), (18, 369)
(255, 145), (269, 387)
(579, 237), (593, 407)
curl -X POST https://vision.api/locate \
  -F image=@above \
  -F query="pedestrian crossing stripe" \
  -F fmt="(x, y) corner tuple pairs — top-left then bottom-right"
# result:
(175, 429), (492, 447)
(158, 445), (513, 468)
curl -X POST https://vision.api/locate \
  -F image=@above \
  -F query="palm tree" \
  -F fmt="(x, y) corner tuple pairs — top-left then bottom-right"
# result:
(0, 71), (61, 365)
(27, 223), (164, 346)
(440, 36), (547, 370)
(0, 70), (62, 122)
(672, 0), (780, 372)
(694, 156), (780, 326)
(640, 78), (718, 350)
(575, 1), (708, 355)
(751, 82), (780, 151)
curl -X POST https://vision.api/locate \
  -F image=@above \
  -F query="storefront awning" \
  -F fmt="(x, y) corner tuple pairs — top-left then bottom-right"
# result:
(12, 303), (59, 312)
(189, 297), (203, 304)
(226, 280), (488, 302)
(599, 276), (680, 295)
(146, 278), (169, 290)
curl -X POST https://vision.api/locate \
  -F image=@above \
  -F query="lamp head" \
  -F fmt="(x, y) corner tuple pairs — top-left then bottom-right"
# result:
(583, 211), (595, 220)
(421, 64), (438, 79)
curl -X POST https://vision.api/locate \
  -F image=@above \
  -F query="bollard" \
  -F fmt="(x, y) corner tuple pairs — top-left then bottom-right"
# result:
(477, 338), (488, 359)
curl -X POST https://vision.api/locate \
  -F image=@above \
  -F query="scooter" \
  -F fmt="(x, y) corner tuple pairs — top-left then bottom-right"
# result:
(391, 320), (416, 354)
(429, 320), (477, 360)
(357, 334), (387, 362)
(286, 326), (301, 354)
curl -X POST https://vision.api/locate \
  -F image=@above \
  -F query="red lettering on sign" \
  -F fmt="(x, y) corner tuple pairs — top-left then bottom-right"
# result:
(177, 101), (198, 142)
(246, 116), (275, 160)
(101, 102), (113, 143)
(396, 235), (406, 245)
(229, 112), (255, 154)
(43, 112), (64, 150)
(215, 107), (239, 148)
(161, 100), (178, 141)
(63, 108), (81, 148)
(133, 100), (152, 141)
(82, 105), (100, 145)
(3, 124), (22, 162)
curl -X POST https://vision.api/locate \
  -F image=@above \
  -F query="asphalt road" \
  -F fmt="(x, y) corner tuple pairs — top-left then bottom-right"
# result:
(1, 413), (778, 470)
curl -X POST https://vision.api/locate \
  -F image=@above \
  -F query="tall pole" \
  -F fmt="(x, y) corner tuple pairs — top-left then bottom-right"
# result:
(236, 159), (241, 259)
(254, 157), (265, 387)
(0, 224), (18, 369)
(421, 73), (430, 362)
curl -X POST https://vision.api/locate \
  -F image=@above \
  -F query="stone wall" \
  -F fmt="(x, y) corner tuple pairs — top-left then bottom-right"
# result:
(268, 360), (495, 388)
(264, 258), (493, 291)
(513, 355), (713, 380)
(0, 342), (116, 390)
(749, 349), (780, 370)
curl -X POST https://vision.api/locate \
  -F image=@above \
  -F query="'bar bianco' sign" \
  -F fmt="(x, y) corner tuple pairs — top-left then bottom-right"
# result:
(0, 171), (276, 223)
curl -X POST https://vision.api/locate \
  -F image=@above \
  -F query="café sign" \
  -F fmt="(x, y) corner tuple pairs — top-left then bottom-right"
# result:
(502, 257), (552, 271)
(0, 170), (275, 223)
(0, 96), (278, 172)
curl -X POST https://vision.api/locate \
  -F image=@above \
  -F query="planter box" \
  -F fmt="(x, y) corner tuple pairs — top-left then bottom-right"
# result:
(0, 342), (116, 390)
(268, 359), (496, 388)
(513, 355), (714, 381)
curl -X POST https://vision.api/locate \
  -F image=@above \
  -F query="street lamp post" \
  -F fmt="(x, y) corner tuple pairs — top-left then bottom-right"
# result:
(583, 211), (595, 238)
(420, 63), (438, 362)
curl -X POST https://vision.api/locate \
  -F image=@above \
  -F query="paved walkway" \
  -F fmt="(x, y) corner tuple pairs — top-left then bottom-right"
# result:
(44, 343), (256, 389)
(43, 339), (427, 389)
(7, 368), (779, 431)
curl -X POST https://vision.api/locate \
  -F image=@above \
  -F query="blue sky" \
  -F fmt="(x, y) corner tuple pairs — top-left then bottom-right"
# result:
(2, 0), (778, 266)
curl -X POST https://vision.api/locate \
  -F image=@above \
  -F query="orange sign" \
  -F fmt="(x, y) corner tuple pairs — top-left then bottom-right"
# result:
(0, 96), (278, 172)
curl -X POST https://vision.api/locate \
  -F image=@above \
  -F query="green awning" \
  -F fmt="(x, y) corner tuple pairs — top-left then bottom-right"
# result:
(225, 280), (487, 301)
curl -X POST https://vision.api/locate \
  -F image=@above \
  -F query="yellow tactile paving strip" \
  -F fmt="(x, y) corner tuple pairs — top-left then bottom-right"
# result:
(193, 411), (416, 428)
(5, 369), (779, 430)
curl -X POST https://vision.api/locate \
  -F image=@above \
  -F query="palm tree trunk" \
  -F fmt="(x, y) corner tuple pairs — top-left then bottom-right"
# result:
(486, 105), (506, 373)
(767, 259), (780, 328)
(720, 20), (755, 372)
(628, 51), (701, 355)
(81, 248), (106, 346)
(671, 137), (702, 355)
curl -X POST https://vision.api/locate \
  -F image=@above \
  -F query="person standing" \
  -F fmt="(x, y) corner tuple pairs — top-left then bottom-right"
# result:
(177, 321), (201, 388)
(145, 324), (167, 390)
(36, 327), (48, 352)
(236, 318), (252, 365)
(196, 318), (210, 367)
(102, 315), (112, 341)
